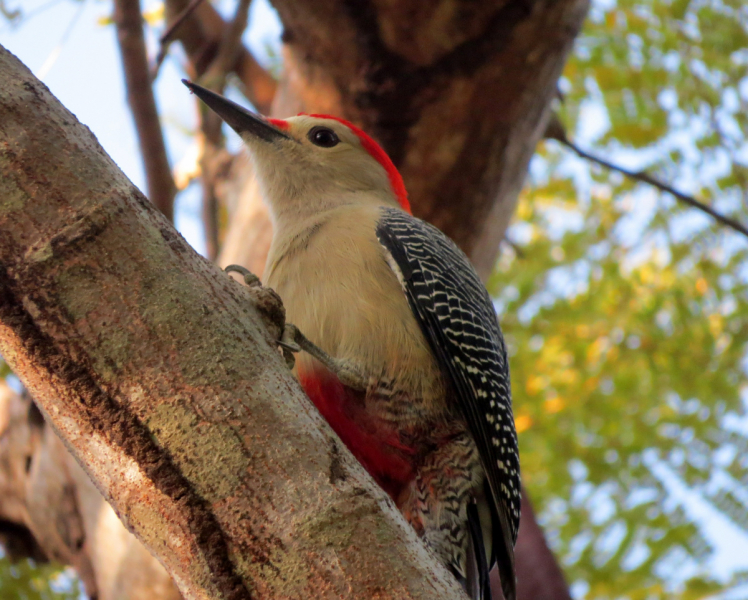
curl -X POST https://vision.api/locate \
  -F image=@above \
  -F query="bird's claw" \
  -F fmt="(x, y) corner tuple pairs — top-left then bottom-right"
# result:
(226, 264), (293, 367)
(282, 348), (296, 370)
(278, 324), (302, 353)
(225, 264), (261, 287)
(279, 323), (368, 391)
(276, 324), (300, 370)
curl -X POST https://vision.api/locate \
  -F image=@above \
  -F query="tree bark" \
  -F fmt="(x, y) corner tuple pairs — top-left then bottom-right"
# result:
(0, 45), (465, 600)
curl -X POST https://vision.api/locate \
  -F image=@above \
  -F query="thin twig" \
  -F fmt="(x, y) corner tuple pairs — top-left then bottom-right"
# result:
(0, 0), (21, 23)
(37, 0), (85, 79)
(545, 115), (748, 240)
(197, 0), (253, 259)
(160, 0), (276, 113)
(114, 0), (176, 221)
(207, 0), (252, 84)
(502, 237), (525, 259)
(200, 156), (220, 260)
(151, 0), (206, 80)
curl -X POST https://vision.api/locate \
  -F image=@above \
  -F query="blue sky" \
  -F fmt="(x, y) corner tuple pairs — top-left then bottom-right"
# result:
(1, 0), (282, 254)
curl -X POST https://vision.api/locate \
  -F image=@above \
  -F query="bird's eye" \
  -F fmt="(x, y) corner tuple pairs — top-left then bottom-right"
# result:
(308, 126), (339, 148)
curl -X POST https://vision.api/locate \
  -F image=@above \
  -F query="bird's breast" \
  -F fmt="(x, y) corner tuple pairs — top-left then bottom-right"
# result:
(265, 205), (446, 412)
(265, 205), (450, 494)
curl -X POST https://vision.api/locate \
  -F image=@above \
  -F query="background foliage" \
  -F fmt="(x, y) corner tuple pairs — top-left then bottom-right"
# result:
(0, 552), (81, 600)
(2, 0), (748, 598)
(497, 0), (748, 597)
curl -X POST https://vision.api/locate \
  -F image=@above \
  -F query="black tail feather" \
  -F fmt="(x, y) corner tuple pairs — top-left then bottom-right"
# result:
(483, 479), (516, 600)
(467, 500), (492, 600)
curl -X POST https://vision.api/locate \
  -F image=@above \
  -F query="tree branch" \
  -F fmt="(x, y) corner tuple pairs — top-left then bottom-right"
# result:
(197, 0), (253, 260)
(0, 45), (465, 600)
(151, 0), (207, 79)
(114, 0), (177, 221)
(162, 0), (277, 114)
(545, 115), (748, 240)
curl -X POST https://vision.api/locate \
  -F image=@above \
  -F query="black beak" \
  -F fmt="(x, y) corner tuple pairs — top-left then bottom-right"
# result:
(182, 80), (290, 142)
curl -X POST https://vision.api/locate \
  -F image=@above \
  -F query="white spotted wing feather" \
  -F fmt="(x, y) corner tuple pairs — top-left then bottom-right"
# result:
(375, 207), (520, 600)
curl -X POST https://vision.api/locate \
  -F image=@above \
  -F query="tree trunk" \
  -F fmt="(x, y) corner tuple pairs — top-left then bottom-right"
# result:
(0, 46), (466, 600)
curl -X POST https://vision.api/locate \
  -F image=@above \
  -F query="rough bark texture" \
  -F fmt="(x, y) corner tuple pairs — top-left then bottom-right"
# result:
(0, 46), (466, 600)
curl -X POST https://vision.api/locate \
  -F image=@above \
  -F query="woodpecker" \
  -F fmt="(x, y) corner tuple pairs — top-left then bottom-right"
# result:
(184, 80), (520, 600)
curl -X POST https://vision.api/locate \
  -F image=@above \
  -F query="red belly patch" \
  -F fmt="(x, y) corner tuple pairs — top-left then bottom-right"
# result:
(298, 367), (414, 498)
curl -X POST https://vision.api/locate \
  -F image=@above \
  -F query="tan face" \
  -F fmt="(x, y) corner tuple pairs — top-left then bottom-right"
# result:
(182, 81), (402, 220)
(240, 115), (398, 220)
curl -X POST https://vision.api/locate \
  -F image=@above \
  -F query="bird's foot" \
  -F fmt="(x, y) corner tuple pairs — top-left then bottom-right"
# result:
(225, 264), (296, 368)
(280, 324), (368, 392)
(225, 265), (367, 385)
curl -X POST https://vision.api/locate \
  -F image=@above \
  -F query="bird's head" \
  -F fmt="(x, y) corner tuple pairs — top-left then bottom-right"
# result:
(183, 81), (410, 223)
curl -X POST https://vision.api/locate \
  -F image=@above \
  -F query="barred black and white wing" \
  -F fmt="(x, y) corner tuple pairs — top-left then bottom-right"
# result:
(376, 207), (520, 600)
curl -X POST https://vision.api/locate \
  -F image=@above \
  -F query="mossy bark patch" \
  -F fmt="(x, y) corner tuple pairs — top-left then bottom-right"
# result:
(148, 401), (244, 501)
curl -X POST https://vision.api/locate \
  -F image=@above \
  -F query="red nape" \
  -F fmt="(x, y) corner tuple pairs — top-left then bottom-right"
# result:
(302, 113), (411, 214)
(298, 367), (414, 499)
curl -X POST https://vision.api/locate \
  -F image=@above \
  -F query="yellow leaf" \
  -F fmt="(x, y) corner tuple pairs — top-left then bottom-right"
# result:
(605, 10), (617, 29)
(584, 377), (599, 392)
(526, 374), (547, 395)
(515, 414), (533, 433)
(587, 336), (609, 364)
(557, 369), (580, 386)
(708, 314), (723, 338)
(143, 2), (164, 25)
